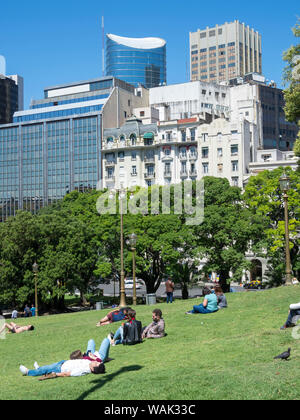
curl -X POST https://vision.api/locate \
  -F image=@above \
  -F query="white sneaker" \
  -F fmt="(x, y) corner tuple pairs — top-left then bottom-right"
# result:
(20, 365), (29, 376)
(34, 362), (40, 370)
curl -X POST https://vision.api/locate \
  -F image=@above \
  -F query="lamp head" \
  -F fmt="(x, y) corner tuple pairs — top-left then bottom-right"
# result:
(32, 262), (39, 273)
(279, 173), (290, 192)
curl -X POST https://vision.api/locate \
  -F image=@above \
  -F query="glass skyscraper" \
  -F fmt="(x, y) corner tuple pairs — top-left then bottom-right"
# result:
(106, 34), (166, 88)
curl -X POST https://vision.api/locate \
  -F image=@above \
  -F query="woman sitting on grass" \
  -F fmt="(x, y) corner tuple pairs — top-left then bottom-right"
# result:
(185, 287), (218, 315)
(214, 285), (228, 309)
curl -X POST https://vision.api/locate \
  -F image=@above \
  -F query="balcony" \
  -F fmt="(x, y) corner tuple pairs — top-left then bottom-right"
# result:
(105, 160), (116, 167)
(189, 152), (198, 161)
(179, 153), (187, 161)
(144, 172), (155, 179)
(144, 156), (155, 163)
(162, 154), (173, 162)
(189, 169), (198, 177)
(105, 176), (115, 182)
(180, 170), (188, 178)
(164, 171), (172, 178)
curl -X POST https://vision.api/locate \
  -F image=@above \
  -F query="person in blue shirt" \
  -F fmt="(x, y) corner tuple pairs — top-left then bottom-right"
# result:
(185, 287), (219, 315)
(30, 305), (36, 317)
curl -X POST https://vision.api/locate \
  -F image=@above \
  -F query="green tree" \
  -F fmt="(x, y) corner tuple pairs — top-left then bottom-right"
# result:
(0, 212), (41, 308)
(243, 167), (300, 283)
(195, 177), (264, 292)
(283, 20), (300, 161)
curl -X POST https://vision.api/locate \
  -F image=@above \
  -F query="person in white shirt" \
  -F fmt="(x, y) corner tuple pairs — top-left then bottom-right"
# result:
(19, 335), (113, 377)
(280, 301), (300, 329)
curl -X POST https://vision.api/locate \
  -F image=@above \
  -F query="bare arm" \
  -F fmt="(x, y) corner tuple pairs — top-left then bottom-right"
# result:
(56, 372), (71, 377)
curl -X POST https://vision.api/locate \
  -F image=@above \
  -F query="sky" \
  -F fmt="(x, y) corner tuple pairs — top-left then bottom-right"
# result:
(0, 0), (299, 108)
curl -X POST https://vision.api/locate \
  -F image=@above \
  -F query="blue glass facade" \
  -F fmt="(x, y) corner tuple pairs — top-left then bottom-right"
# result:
(106, 35), (166, 88)
(13, 104), (104, 123)
(0, 114), (102, 221)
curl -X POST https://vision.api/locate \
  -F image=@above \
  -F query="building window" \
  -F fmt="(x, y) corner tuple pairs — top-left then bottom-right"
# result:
(217, 163), (223, 173)
(181, 131), (186, 142)
(231, 145), (238, 155)
(231, 177), (239, 186)
(232, 161), (238, 171)
(131, 165), (137, 175)
(202, 163), (209, 174)
(131, 151), (136, 161)
(130, 134), (136, 146)
(140, 111), (145, 117)
(200, 32), (206, 39)
(217, 148), (223, 157)
(202, 147), (209, 158)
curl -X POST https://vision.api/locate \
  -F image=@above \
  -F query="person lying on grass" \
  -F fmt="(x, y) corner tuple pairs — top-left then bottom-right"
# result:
(19, 336), (114, 378)
(142, 309), (165, 339)
(0, 322), (34, 335)
(185, 287), (219, 315)
(96, 306), (131, 327)
(110, 309), (142, 346)
(280, 300), (300, 330)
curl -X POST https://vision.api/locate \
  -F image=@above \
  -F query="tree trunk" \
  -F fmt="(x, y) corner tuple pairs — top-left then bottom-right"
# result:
(219, 269), (230, 293)
(182, 283), (189, 299)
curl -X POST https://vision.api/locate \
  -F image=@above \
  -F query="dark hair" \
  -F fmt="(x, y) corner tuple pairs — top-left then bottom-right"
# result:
(153, 309), (162, 318)
(127, 309), (136, 321)
(214, 285), (223, 294)
(29, 325), (35, 331)
(92, 363), (106, 375)
(202, 287), (212, 296)
(70, 350), (83, 360)
(122, 307), (132, 314)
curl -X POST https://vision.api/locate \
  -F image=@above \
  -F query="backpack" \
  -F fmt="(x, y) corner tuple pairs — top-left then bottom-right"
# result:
(122, 320), (143, 345)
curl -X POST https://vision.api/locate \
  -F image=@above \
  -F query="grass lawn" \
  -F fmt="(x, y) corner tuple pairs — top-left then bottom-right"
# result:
(1, 285), (300, 400)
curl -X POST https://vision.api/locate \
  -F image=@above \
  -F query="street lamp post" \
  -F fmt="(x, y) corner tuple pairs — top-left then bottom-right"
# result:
(279, 173), (293, 285)
(110, 187), (127, 307)
(127, 233), (138, 306)
(32, 262), (39, 317)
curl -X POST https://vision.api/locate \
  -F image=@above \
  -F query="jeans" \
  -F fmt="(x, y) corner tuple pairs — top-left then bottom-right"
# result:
(86, 338), (111, 361)
(113, 326), (124, 345)
(28, 360), (66, 377)
(285, 309), (300, 326)
(166, 292), (173, 304)
(190, 304), (217, 314)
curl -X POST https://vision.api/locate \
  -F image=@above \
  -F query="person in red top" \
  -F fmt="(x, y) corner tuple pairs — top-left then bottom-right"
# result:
(165, 277), (175, 304)
(96, 307), (131, 327)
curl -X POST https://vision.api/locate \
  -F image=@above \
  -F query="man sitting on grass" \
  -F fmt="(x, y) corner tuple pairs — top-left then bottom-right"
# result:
(19, 335), (113, 378)
(142, 309), (165, 339)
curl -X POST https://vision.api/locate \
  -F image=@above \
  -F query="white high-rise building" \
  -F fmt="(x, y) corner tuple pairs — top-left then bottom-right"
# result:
(190, 20), (262, 84)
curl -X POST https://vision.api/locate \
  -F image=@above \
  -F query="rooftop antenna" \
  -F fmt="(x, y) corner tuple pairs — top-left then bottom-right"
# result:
(102, 16), (105, 77)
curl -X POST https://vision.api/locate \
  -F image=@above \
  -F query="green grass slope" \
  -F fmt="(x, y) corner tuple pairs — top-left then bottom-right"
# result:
(1, 285), (300, 400)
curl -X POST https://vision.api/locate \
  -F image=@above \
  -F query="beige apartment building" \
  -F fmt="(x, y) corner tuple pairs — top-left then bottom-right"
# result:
(190, 20), (262, 84)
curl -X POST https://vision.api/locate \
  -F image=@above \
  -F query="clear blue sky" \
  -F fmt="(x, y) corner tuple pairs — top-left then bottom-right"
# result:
(0, 0), (299, 108)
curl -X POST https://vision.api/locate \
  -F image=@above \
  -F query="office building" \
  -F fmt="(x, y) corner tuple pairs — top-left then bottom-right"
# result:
(190, 20), (262, 83)
(8, 75), (24, 111)
(106, 34), (166, 88)
(0, 75), (18, 124)
(0, 76), (148, 221)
